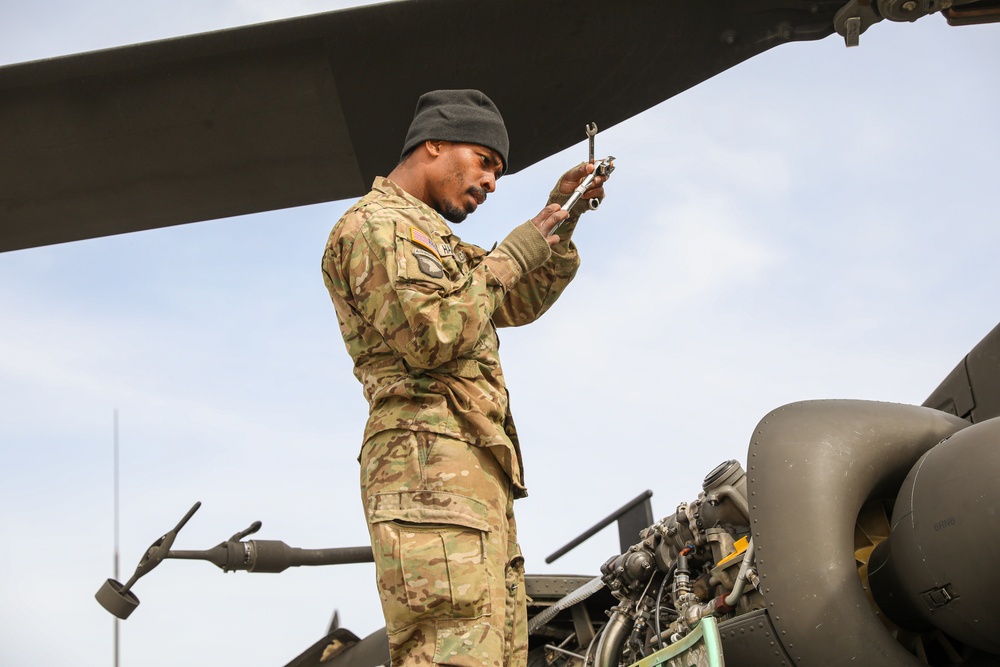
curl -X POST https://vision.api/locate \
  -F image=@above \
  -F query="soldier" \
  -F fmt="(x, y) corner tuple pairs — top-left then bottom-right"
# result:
(321, 89), (607, 666)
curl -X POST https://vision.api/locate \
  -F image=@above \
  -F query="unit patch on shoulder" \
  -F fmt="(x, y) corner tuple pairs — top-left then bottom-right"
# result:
(412, 247), (445, 278)
(437, 242), (454, 257)
(410, 226), (441, 260)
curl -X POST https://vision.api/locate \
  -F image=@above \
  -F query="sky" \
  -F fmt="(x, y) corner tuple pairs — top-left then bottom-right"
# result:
(0, 2), (998, 666)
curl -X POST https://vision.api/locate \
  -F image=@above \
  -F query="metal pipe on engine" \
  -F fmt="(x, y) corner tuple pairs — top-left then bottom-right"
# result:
(707, 485), (750, 522)
(593, 606), (634, 667)
(724, 538), (756, 607)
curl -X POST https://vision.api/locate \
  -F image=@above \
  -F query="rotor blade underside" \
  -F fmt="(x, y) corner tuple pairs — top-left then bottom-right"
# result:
(0, 0), (838, 252)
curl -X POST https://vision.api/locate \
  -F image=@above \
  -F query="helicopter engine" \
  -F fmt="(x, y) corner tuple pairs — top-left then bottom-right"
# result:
(591, 459), (759, 667)
(573, 400), (1000, 667)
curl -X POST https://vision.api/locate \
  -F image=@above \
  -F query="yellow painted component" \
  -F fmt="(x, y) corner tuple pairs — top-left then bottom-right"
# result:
(716, 536), (749, 567)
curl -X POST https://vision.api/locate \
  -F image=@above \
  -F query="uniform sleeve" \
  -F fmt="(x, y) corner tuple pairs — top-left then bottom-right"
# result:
(490, 186), (586, 328)
(344, 211), (536, 370)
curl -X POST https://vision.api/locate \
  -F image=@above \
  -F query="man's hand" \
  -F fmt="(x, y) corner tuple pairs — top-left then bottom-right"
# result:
(530, 204), (569, 246)
(558, 161), (607, 202)
(531, 163), (610, 245)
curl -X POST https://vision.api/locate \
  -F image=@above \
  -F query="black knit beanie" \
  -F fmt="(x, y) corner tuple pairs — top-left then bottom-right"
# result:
(400, 89), (509, 174)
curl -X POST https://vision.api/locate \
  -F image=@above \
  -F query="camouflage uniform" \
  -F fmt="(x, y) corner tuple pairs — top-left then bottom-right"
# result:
(322, 177), (583, 666)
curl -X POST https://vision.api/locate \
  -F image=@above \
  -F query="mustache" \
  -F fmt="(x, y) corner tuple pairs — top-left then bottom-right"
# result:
(467, 186), (487, 204)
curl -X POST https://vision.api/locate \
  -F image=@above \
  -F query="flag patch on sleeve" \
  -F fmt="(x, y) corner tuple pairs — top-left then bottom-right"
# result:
(410, 227), (442, 260)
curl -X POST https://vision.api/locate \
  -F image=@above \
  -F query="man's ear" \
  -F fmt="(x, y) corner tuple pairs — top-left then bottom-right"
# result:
(424, 139), (446, 157)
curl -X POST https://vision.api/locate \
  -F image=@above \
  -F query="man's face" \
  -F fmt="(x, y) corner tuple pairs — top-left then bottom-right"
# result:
(428, 142), (504, 223)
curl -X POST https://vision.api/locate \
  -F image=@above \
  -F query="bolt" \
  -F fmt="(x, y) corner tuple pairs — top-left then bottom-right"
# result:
(902, 0), (917, 9)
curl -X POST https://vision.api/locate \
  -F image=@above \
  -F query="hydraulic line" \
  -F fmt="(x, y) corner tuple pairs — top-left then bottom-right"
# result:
(653, 561), (678, 650)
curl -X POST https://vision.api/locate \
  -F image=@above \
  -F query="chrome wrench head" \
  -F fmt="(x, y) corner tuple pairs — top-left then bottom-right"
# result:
(585, 122), (598, 164)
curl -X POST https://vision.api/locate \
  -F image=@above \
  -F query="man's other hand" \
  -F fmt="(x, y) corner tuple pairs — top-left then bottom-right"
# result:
(530, 204), (568, 246)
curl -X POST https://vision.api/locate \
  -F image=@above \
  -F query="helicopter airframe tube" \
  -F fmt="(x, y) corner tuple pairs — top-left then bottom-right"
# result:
(749, 400), (969, 666)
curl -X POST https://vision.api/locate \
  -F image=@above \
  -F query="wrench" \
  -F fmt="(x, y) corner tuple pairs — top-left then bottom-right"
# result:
(561, 122), (614, 213)
(560, 155), (615, 213)
(551, 123), (615, 235)
(587, 122), (598, 165)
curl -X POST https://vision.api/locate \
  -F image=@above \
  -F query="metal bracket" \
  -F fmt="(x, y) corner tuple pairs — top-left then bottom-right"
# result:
(834, 0), (884, 46)
(879, 0), (937, 23)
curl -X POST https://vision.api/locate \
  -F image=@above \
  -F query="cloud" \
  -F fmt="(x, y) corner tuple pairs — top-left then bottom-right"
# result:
(634, 195), (783, 304)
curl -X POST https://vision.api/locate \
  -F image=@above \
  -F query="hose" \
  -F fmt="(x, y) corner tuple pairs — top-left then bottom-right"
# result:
(653, 562), (678, 650)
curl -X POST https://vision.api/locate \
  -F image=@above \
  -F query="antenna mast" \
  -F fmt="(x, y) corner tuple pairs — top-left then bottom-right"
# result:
(113, 409), (120, 667)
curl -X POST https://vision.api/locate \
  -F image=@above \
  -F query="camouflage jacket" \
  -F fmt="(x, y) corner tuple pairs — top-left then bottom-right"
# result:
(322, 177), (582, 496)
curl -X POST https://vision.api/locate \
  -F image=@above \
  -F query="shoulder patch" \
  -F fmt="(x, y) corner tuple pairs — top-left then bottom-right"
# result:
(410, 226), (442, 261)
(412, 247), (445, 278)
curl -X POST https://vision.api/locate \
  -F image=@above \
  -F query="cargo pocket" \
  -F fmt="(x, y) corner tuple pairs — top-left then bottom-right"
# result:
(434, 622), (505, 667)
(369, 490), (493, 632)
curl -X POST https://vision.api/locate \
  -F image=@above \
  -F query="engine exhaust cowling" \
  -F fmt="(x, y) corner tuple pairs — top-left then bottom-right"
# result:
(748, 400), (969, 667)
(868, 417), (1000, 654)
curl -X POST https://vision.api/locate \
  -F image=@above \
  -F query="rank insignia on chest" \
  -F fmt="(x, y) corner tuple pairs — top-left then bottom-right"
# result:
(410, 226), (442, 261)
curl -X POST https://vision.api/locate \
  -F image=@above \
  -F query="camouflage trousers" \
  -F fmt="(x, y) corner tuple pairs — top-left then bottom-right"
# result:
(360, 429), (527, 667)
